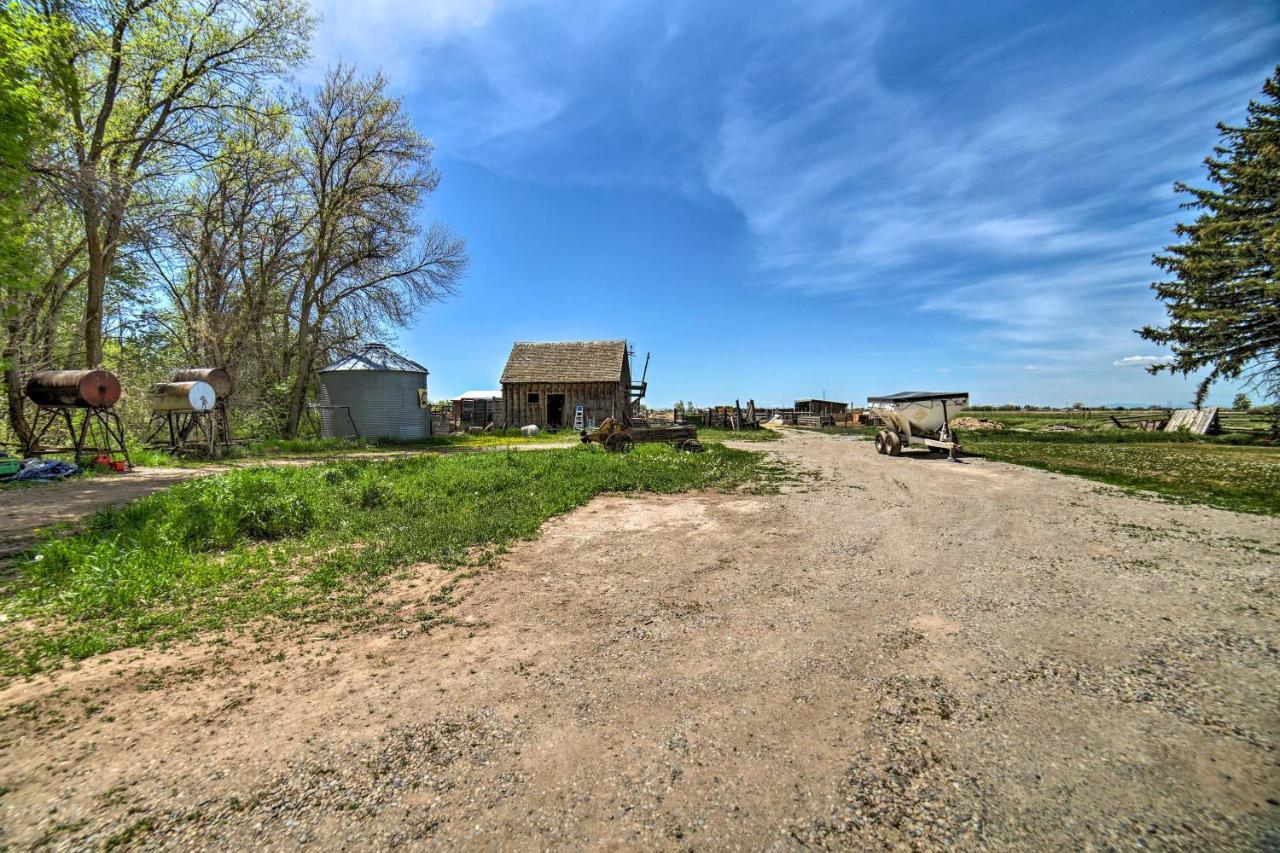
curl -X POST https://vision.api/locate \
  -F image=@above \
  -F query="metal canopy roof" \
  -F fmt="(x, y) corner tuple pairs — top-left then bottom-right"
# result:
(867, 391), (968, 403)
(319, 343), (428, 374)
(457, 390), (502, 400)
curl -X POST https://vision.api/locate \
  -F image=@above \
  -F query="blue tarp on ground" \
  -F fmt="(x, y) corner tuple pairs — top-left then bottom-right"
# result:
(6, 459), (81, 481)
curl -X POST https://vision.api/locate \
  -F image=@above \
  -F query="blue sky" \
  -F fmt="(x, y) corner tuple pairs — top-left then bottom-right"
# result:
(305, 0), (1278, 407)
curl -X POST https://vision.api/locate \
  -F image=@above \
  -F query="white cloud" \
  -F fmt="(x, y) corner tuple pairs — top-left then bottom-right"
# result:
(1113, 355), (1175, 367)
(307, 0), (501, 78)
(299, 0), (1277, 405)
(697, 3), (1280, 349)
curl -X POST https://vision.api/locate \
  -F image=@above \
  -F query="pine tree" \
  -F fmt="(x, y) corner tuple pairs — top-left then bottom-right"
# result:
(1140, 68), (1280, 405)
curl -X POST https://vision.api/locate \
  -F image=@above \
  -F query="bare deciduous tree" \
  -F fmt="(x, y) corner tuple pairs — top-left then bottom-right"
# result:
(283, 65), (466, 436)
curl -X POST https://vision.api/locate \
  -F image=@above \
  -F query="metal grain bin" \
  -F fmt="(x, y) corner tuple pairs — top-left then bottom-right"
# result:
(317, 344), (430, 440)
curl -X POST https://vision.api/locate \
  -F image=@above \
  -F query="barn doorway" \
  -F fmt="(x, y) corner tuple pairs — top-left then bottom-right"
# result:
(547, 394), (566, 429)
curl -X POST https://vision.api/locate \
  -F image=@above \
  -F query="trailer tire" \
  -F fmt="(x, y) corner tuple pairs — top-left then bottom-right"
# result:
(886, 431), (902, 456)
(874, 431), (886, 454)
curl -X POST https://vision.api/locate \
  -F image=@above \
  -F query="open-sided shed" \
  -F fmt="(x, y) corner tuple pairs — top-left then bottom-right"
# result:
(794, 399), (848, 415)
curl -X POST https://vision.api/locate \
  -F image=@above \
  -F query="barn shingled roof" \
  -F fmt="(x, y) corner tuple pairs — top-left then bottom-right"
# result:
(500, 340), (627, 384)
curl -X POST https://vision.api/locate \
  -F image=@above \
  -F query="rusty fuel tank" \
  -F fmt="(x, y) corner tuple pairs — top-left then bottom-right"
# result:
(149, 381), (217, 413)
(171, 368), (231, 401)
(25, 369), (123, 408)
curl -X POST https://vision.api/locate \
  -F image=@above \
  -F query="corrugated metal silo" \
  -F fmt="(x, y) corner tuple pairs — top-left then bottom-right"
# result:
(317, 344), (430, 440)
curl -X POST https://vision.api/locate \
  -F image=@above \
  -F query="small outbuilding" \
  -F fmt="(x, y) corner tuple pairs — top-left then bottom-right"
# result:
(453, 390), (503, 430)
(500, 340), (634, 430)
(317, 343), (430, 440)
(794, 398), (848, 416)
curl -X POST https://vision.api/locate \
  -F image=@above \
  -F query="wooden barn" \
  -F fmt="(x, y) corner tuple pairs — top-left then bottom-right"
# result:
(501, 340), (636, 430)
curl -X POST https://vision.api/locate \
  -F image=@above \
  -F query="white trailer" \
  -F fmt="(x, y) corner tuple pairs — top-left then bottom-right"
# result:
(867, 391), (969, 460)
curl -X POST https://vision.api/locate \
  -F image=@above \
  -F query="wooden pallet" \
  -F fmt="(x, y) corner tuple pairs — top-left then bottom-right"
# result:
(1164, 407), (1218, 435)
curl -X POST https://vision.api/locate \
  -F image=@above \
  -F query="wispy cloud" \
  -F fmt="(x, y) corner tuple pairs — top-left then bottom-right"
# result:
(1114, 355), (1175, 367)
(304, 0), (1279, 404)
(307, 0), (502, 80)
(691, 3), (1278, 362)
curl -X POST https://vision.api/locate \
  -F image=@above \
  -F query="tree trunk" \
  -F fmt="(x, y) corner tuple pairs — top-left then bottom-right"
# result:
(83, 214), (106, 367)
(3, 316), (33, 452)
(284, 313), (313, 438)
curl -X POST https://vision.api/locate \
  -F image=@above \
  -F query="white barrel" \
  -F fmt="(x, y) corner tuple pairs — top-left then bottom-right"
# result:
(149, 380), (217, 413)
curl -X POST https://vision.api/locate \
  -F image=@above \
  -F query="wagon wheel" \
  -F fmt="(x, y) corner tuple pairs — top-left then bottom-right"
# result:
(679, 438), (704, 453)
(874, 431), (887, 454)
(886, 431), (903, 456)
(605, 432), (634, 453)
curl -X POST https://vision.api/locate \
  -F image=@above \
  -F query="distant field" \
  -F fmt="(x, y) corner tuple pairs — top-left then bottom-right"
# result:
(804, 416), (1279, 515)
(968, 408), (1275, 435)
(959, 431), (1280, 515)
(965, 409), (1162, 431)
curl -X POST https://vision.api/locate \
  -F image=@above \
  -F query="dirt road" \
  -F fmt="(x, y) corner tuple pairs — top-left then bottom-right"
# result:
(0, 430), (1276, 849)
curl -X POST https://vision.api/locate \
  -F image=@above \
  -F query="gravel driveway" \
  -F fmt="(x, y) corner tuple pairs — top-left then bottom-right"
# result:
(0, 429), (1276, 849)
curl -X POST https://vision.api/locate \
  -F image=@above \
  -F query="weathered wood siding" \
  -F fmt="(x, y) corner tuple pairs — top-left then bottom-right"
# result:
(456, 396), (501, 429)
(503, 381), (626, 429)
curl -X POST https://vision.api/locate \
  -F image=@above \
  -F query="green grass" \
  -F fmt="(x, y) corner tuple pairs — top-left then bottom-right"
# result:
(234, 430), (577, 458)
(694, 427), (782, 443)
(963, 408), (1160, 432)
(228, 426), (767, 459)
(957, 431), (1280, 515)
(0, 443), (767, 677)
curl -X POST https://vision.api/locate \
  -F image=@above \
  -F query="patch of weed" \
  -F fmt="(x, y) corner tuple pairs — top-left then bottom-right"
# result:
(0, 444), (767, 677)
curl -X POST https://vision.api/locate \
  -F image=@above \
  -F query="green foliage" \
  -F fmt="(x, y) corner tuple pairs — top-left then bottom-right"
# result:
(1233, 393), (1253, 411)
(0, 444), (766, 676)
(0, 2), (69, 294)
(1141, 67), (1280, 405)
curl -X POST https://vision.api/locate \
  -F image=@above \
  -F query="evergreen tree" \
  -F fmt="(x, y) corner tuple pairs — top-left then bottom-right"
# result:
(1140, 68), (1280, 405)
